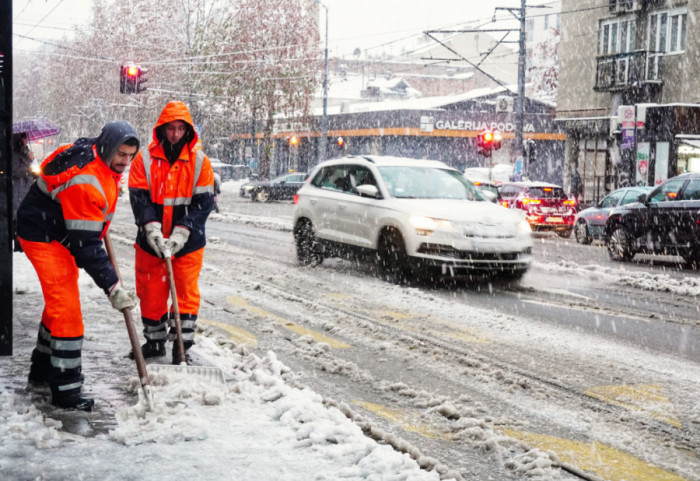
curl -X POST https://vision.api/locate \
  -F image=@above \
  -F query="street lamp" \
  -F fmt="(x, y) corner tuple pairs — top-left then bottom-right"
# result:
(316, 0), (329, 166)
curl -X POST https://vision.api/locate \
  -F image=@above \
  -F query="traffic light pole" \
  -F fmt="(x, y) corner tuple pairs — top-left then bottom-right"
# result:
(1, 0), (13, 356)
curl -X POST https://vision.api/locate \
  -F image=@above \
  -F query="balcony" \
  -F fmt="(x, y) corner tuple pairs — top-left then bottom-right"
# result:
(594, 50), (663, 92)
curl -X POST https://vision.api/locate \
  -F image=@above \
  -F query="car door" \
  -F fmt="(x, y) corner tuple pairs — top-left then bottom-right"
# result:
(333, 165), (380, 248)
(675, 178), (700, 254)
(644, 178), (687, 253)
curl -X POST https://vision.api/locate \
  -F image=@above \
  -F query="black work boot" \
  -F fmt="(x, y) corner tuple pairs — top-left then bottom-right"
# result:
(27, 349), (51, 386)
(171, 341), (193, 365)
(129, 340), (166, 359)
(53, 393), (95, 411)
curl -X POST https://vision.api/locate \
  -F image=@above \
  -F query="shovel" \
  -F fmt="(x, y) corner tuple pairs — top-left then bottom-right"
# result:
(146, 249), (226, 384)
(104, 232), (156, 411)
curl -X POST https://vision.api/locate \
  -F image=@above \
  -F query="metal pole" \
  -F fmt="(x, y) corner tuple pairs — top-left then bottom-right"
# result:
(318, 2), (329, 166)
(1, 0), (14, 356)
(516, 0), (526, 177)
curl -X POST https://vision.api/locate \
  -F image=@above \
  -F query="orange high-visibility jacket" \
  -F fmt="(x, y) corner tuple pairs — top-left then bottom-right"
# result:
(128, 101), (215, 258)
(16, 139), (125, 293)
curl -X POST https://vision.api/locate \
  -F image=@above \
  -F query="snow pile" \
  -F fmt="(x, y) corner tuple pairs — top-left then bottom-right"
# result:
(537, 260), (700, 297)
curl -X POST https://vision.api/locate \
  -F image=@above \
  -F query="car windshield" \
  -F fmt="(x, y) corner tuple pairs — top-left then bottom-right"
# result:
(526, 186), (566, 199)
(378, 166), (484, 200)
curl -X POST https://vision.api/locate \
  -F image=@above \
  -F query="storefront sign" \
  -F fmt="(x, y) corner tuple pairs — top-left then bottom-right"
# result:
(435, 119), (536, 133)
(620, 105), (635, 151)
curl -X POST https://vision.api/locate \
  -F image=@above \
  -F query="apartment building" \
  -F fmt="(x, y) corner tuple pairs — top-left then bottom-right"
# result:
(558, 0), (700, 204)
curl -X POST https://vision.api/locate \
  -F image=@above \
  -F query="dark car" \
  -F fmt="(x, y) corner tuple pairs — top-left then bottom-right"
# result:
(605, 173), (700, 267)
(573, 186), (652, 244)
(499, 182), (577, 237)
(242, 172), (307, 202)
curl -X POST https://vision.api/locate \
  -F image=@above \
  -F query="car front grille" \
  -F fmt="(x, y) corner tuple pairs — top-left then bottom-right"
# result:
(417, 243), (530, 261)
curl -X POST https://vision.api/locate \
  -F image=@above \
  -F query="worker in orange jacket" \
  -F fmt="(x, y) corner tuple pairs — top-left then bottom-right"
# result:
(17, 121), (140, 411)
(128, 101), (215, 364)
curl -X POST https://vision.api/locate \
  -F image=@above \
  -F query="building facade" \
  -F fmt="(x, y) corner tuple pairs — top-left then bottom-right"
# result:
(558, 0), (700, 205)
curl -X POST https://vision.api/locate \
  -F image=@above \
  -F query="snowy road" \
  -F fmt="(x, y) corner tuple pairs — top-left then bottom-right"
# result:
(107, 187), (700, 481)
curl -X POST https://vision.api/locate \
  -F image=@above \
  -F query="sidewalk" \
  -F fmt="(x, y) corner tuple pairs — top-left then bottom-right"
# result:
(1, 252), (450, 481)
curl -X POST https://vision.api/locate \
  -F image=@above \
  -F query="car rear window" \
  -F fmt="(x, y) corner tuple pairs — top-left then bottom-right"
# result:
(526, 187), (565, 198)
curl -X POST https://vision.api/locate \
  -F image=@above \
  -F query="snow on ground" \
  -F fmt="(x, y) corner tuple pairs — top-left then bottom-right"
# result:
(3, 253), (452, 481)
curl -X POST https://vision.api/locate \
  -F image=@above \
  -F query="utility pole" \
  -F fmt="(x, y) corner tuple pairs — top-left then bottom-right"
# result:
(1, 0), (13, 356)
(516, 0), (527, 175)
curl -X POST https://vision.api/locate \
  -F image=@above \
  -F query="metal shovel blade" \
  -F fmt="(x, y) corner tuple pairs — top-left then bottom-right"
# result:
(147, 363), (227, 384)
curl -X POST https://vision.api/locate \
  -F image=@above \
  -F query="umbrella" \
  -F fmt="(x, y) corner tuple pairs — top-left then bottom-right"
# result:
(12, 117), (61, 141)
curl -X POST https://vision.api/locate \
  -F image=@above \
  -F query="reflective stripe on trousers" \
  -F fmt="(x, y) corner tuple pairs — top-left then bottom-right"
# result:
(134, 244), (203, 343)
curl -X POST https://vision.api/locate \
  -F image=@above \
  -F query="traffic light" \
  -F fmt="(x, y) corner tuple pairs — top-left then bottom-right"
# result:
(336, 136), (344, 148)
(289, 136), (299, 146)
(120, 64), (147, 94)
(523, 139), (536, 163)
(476, 129), (502, 156)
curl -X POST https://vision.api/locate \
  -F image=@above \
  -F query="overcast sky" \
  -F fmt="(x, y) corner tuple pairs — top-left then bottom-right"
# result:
(13, 0), (534, 55)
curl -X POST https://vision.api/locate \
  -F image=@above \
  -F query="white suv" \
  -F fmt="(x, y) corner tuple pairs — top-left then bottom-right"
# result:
(293, 156), (533, 282)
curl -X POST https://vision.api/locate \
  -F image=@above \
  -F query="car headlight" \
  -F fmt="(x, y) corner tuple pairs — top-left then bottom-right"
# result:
(518, 219), (532, 234)
(410, 216), (452, 235)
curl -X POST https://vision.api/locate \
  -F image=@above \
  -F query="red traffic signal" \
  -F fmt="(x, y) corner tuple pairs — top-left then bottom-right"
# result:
(289, 136), (299, 146)
(120, 63), (148, 94)
(476, 129), (502, 156)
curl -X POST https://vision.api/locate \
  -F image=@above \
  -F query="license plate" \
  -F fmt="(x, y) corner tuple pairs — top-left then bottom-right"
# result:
(546, 216), (563, 223)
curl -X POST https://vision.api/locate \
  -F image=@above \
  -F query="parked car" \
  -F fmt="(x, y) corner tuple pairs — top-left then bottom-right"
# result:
(464, 176), (500, 203)
(293, 156), (533, 283)
(242, 172), (307, 202)
(499, 181), (577, 237)
(605, 173), (700, 267)
(573, 186), (652, 244)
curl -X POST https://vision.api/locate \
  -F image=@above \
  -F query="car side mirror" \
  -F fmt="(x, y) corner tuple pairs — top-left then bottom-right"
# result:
(356, 184), (380, 198)
(480, 191), (498, 203)
(637, 193), (647, 203)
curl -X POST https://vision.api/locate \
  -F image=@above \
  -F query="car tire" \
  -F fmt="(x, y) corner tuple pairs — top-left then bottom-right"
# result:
(294, 219), (323, 266)
(608, 226), (635, 262)
(556, 229), (573, 239)
(574, 221), (592, 245)
(255, 189), (270, 202)
(377, 228), (411, 284)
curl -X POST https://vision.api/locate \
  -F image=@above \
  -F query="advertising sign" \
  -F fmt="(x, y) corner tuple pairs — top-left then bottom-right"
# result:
(620, 105), (635, 151)
(636, 142), (650, 186)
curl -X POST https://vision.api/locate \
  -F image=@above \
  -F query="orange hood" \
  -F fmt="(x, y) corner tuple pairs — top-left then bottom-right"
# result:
(150, 100), (198, 152)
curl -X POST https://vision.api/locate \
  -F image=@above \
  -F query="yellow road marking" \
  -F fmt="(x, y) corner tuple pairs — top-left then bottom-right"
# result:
(353, 400), (453, 441)
(585, 384), (682, 429)
(226, 295), (351, 349)
(374, 309), (488, 344)
(503, 429), (690, 481)
(198, 318), (258, 348)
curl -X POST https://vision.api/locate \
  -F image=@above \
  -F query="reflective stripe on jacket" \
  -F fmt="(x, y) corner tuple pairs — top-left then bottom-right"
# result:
(129, 101), (214, 258)
(16, 139), (121, 293)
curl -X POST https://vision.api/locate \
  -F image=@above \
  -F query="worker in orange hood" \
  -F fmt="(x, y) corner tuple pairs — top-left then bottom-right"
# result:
(128, 101), (215, 364)
(17, 120), (140, 411)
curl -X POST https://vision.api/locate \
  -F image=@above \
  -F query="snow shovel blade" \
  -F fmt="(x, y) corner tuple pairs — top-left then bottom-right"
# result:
(147, 363), (226, 384)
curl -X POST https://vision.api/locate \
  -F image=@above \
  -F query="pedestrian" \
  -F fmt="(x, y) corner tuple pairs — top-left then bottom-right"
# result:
(128, 101), (215, 365)
(16, 121), (141, 411)
(213, 171), (222, 213)
(570, 167), (583, 203)
(11, 133), (36, 252)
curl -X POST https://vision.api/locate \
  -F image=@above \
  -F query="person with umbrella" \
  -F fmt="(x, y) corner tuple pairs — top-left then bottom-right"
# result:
(11, 132), (35, 251)
(16, 121), (140, 411)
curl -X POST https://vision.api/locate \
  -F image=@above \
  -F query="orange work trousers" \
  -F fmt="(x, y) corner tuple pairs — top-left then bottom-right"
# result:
(19, 238), (83, 338)
(134, 244), (203, 322)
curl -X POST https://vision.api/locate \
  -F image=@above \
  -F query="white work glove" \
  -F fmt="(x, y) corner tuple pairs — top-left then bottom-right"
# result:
(108, 284), (139, 311)
(144, 222), (166, 258)
(163, 226), (190, 257)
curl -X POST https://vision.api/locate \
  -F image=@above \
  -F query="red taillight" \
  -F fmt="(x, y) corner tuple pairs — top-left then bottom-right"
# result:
(563, 199), (576, 206)
(500, 200), (509, 207)
(522, 198), (541, 205)
(293, 193), (299, 204)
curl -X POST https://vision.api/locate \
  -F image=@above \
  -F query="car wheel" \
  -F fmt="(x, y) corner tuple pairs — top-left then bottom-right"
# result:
(377, 228), (411, 284)
(556, 229), (573, 239)
(255, 189), (270, 202)
(608, 226), (635, 262)
(294, 219), (323, 266)
(574, 221), (592, 244)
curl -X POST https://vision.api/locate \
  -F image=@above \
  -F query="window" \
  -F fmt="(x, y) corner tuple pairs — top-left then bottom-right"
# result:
(649, 10), (687, 53)
(599, 18), (635, 54)
(600, 190), (624, 208)
(648, 178), (685, 202)
(680, 179), (700, 200)
(621, 189), (644, 204)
